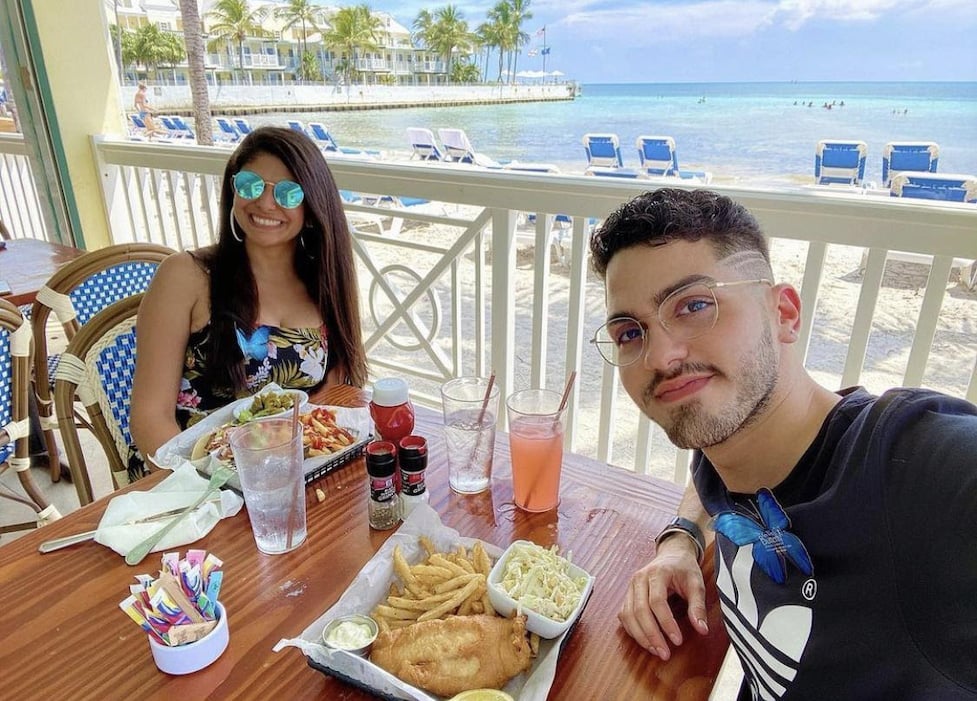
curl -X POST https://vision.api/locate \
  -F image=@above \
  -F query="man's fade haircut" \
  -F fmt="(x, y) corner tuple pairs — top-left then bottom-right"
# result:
(589, 188), (771, 277)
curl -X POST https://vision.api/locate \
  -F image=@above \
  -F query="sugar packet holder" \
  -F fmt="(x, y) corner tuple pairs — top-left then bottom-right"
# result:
(119, 549), (224, 646)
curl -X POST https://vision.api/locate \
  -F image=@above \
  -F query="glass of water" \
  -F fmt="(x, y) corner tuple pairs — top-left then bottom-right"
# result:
(229, 418), (306, 554)
(440, 377), (500, 494)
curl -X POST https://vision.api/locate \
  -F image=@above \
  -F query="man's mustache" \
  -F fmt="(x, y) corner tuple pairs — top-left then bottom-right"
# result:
(644, 362), (720, 402)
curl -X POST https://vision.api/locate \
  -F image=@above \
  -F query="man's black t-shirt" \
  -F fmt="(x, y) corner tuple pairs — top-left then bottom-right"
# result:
(693, 388), (977, 700)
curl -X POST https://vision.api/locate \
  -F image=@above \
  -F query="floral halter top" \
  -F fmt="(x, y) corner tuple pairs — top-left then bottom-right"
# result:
(177, 322), (328, 429)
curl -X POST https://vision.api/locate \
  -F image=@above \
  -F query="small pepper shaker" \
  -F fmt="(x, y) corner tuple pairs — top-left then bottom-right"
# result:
(366, 441), (400, 530)
(398, 435), (429, 518)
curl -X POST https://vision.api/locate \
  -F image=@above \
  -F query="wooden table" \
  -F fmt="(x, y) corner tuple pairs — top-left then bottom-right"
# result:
(0, 385), (728, 700)
(0, 237), (84, 307)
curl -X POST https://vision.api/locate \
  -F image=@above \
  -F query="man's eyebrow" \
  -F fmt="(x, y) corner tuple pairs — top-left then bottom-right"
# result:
(651, 274), (712, 306)
(606, 273), (713, 322)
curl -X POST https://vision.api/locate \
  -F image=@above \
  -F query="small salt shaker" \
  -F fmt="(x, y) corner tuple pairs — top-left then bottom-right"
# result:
(365, 441), (400, 530)
(398, 435), (429, 518)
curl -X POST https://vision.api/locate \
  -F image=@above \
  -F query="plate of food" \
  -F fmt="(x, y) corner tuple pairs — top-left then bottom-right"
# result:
(230, 389), (308, 423)
(189, 404), (369, 489)
(274, 505), (594, 701)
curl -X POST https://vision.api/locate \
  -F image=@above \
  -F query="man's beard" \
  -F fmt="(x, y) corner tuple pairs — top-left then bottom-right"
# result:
(650, 324), (779, 449)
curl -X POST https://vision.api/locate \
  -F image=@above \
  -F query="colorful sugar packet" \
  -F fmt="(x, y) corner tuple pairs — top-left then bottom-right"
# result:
(119, 549), (224, 646)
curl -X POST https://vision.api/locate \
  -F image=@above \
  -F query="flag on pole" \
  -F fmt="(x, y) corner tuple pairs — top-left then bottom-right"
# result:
(541, 47), (551, 55)
(536, 26), (545, 37)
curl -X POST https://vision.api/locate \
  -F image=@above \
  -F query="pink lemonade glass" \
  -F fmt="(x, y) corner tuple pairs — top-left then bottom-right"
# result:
(506, 389), (566, 512)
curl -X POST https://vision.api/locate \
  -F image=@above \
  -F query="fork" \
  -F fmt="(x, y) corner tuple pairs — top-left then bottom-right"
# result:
(124, 464), (236, 566)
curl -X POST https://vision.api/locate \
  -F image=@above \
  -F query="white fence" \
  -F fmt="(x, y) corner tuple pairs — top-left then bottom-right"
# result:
(0, 134), (52, 241)
(82, 136), (977, 483)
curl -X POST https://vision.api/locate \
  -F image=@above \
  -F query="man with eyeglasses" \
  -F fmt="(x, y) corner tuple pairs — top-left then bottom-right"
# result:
(591, 189), (977, 698)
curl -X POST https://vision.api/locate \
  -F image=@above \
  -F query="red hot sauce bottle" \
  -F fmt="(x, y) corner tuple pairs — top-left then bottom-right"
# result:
(369, 378), (415, 491)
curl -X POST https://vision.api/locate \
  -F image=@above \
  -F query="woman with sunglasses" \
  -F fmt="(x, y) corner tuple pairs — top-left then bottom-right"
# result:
(131, 126), (367, 466)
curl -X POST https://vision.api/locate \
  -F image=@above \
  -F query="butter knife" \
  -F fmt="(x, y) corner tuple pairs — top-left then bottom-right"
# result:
(37, 497), (222, 554)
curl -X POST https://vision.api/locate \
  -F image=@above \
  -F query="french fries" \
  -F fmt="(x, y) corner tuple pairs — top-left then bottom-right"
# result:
(299, 407), (355, 458)
(370, 539), (497, 633)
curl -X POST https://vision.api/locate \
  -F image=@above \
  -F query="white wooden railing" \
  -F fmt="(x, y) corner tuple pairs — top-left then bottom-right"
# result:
(88, 136), (977, 485)
(0, 134), (52, 241)
(3, 132), (972, 484)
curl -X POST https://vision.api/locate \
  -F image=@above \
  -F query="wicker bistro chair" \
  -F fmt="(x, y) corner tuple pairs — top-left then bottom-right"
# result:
(0, 299), (61, 532)
(53, 294), (145, 506)
(30, 242), (173, 482)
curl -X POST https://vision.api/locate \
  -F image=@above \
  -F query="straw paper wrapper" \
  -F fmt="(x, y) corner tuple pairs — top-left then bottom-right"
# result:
(273, 504), (575, 701)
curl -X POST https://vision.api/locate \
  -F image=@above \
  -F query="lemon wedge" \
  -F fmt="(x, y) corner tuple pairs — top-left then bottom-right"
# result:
(448, 691), (515, 701)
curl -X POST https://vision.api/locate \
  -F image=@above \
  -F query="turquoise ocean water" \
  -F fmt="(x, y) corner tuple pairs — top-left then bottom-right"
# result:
(257, 81), (977, 185)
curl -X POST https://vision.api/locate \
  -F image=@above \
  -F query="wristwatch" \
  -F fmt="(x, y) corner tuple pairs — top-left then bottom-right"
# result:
(655, 516), (706, 564)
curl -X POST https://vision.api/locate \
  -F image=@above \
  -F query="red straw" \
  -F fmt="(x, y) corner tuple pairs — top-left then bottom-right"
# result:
(557, 370), (577, 414)
(476, 372), (496, 427)
(470, 372), (496, 475)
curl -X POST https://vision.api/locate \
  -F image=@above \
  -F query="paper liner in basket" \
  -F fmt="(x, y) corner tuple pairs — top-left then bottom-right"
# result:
(273, 504), (571, 701)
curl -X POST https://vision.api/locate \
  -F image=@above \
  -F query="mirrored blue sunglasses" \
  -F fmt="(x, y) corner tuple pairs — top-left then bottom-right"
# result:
(232, 170), (305, 209)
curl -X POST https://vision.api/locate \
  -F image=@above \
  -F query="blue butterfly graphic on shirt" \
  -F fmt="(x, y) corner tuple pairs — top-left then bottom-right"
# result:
(712, 488), (813, 585)
(235, 325), (270, 362)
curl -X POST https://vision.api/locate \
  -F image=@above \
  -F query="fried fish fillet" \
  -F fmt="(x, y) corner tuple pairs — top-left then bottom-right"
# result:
(370, 614), (532, 697)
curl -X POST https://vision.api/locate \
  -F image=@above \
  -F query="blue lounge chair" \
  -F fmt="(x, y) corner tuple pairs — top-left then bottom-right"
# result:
(287, 120), (310, 137)
(635, 135), (712, 183)
(159, 115), (195, 140)
(214, 117), (241, 142)
(233, 118), (253, 136)
(306, 122), (375, 157)
(814, 140), (867, 186)
(582, 133), (624, 170)
(436, 128), (500, 167)
(171, 116), (196, 140)
(407, 127), (445, 161)
(882, 142), (939, 187)
(889, 172), (976, 203)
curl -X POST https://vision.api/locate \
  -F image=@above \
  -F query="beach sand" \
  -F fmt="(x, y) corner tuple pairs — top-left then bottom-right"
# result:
(360, 207), (977, 483)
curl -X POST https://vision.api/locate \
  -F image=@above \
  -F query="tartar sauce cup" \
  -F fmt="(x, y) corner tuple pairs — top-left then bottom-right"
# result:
(321, 614), (379, 657)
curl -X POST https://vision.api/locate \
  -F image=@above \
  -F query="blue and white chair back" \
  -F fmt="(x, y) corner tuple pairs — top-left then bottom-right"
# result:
(30, 243), (173, 484)
(407, 127), (444, 161)
(54, 294), (144, 505)
(890, 172), (977, 203)
(636, 136), (679, 176)
(214, 117), (241, 142)
(0, 299), (59, 527)
(882, 142), (939, 187)
(233, 118), (253, 136)
(308, 122), (340, 152)
(582, 133), (624, 170)
(814, 140), (867, 186)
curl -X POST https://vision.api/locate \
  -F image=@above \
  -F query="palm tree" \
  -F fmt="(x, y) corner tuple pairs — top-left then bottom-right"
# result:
(507, 0), (533, 79)
(178, 0), (214, 145)
(415, 5), (471, 85)
(323, 5), (380, 92)
(485, 2), (515, 83)
(275, 0), (325, 82)
(129, 23), (185, 83)
(207, 0), (269, 85)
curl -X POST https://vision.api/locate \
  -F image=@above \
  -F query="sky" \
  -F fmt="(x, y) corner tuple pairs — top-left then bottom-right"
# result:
(357, 0), (977, 83)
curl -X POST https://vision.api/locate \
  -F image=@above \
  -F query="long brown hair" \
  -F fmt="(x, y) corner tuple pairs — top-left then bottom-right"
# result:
(200, 126), (367, 393)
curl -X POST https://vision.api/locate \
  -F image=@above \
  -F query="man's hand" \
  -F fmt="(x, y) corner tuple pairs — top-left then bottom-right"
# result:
(618, 534), (709, 660)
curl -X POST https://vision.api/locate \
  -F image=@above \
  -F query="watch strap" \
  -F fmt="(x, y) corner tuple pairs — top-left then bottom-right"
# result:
(655, 516), (706, 564)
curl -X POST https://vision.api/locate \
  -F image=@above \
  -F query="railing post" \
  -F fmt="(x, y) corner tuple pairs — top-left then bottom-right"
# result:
(490, 207), (517, 425)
